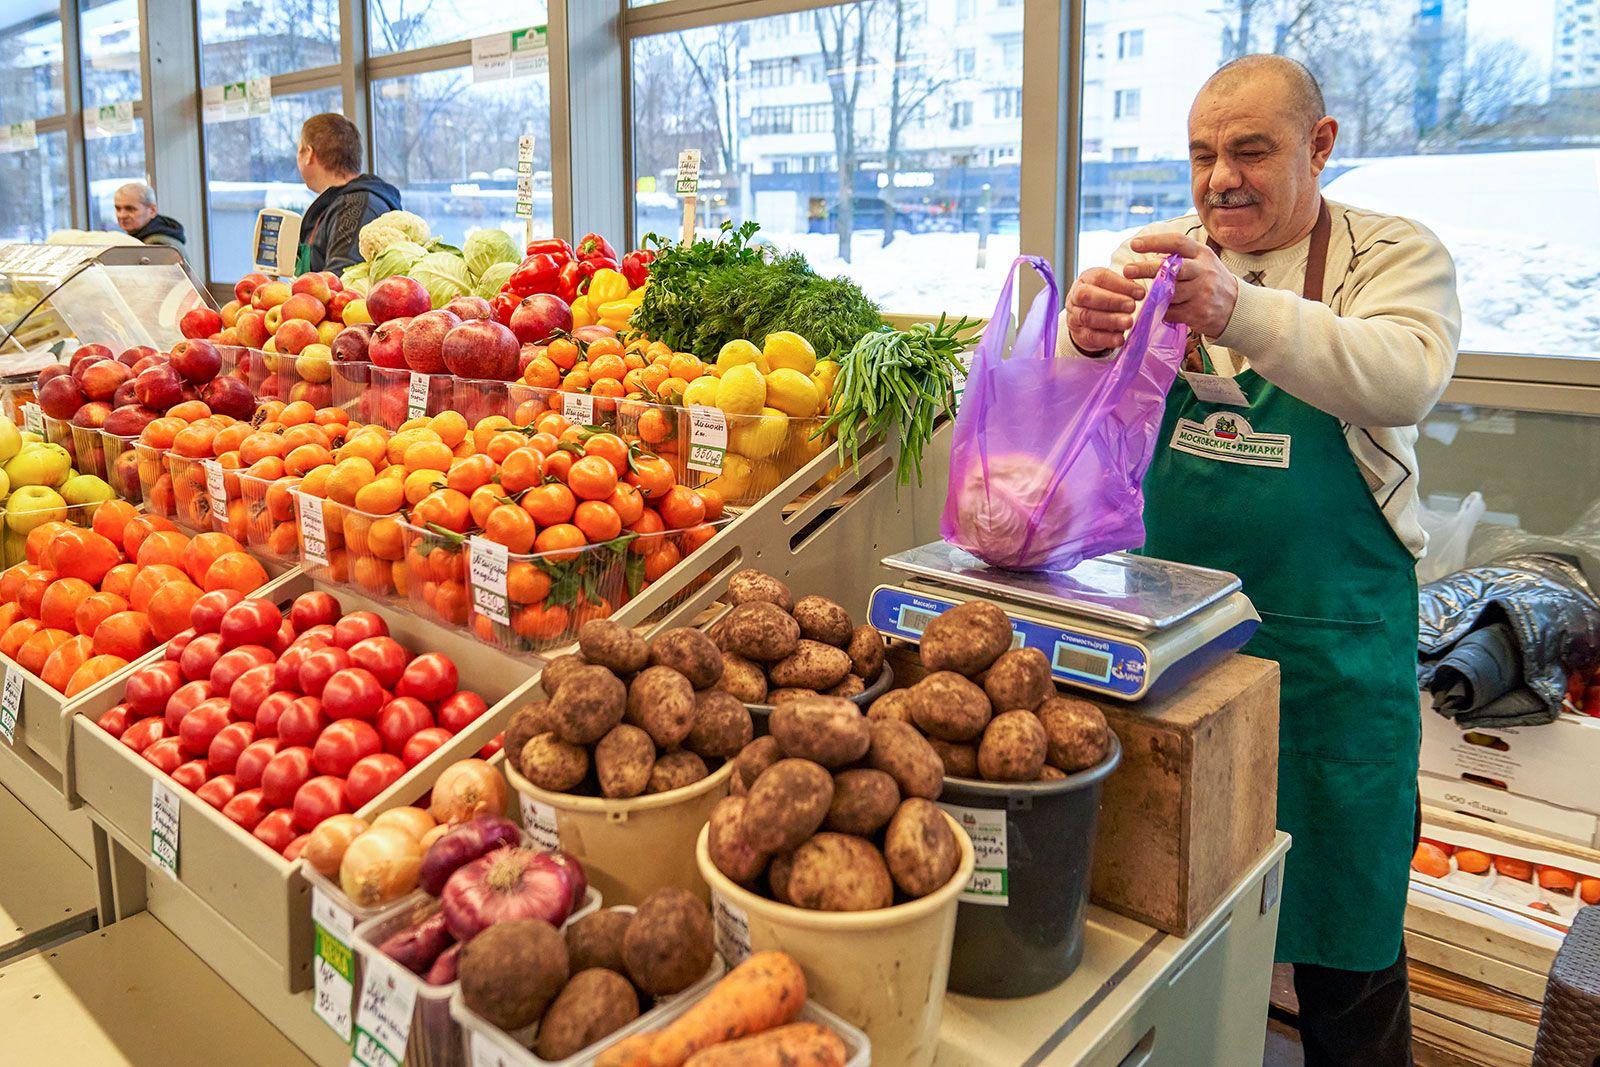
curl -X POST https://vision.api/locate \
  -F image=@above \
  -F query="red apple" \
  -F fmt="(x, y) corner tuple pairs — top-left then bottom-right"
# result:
(69, 400), (111, 428)
(130, 354), (169, 375)
(180, 305), (224, 339)
(133, 365), (184, 410)
(235, 309), (270, 348)
(441, 319), (519, 381)
(69, 354), (109, 383)
(291, 273), (333, 303)
(36, 364), (70, 386)
(102, 404), (161, 436)
(201, 376), (255, 419)
(251, 281), (291, 310)
(327, 291), (357, 320)
(69, 344), (112, 369)
(171, 339), (222, 383)
(274, 317), (319, 355)
(320, 271), (343, 293)
(401, 310), (460, 374)
(367, 276), (431, 324)
(509, 293), (573, 345)
(234, 272), (271, 304)
(110, 380), (140, 407)
(78, 359), (131, 401)
(281, 292), (327, 325)
(37, 374), (86, 419)
(118, 345), (158, 367)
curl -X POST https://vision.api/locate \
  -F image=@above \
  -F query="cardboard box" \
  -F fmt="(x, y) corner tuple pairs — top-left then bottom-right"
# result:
(1419, 773), (1600, 849)
(1420, 709), (1600, 817)
(1414, 807), (1600, 932)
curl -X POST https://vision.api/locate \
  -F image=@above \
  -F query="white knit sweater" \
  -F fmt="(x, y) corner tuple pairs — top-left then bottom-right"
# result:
(1060, 198), (1462, 558)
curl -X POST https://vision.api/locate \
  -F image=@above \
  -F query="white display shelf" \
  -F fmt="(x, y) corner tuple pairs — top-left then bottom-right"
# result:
(0, 783), (98, 962)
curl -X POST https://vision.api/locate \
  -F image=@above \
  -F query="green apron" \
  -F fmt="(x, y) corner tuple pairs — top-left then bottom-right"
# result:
(1141, 203), (1420, 971)
(293, 241), (312, 277)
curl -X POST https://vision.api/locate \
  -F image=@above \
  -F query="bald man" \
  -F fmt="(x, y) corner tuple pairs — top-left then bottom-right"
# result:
(1063, 55), (1459, 1066)
(114, 182), (188, 263)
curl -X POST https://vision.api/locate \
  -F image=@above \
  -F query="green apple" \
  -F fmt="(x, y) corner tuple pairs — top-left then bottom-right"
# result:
(60, 473), (113, 507)
(4, 484), (67, 532)
(4, 442), (71, 488)
(0, 418), (21, 465)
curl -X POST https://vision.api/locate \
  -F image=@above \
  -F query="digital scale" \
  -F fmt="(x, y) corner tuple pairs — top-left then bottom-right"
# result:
(251, 208), (303, 277)
(870, 542), (1260, 702)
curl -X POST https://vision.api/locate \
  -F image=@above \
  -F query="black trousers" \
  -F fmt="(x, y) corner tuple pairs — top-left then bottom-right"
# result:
(1287, 799), (1421, 1066)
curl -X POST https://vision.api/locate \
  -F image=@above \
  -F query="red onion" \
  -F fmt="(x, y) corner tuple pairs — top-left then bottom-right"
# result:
(441, 847), (578, 941)
(425, 942), (462, 986)
(378, 907), (453, 975)
(419, 815), (522, 896)
(545, 849), (589, 909)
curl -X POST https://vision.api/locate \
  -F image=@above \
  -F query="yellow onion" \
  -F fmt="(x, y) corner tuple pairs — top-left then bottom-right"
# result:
(429, 759), (506, 825)
(371, 806), (437, 841)
(301, 814), (369, 878)
(340, 826), (423, 907)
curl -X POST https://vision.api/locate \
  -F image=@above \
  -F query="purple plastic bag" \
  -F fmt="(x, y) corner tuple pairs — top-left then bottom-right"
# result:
(940, 253), (1187, 571)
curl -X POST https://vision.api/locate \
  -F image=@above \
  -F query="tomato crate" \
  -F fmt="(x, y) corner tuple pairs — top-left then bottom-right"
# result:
(68, 572), (543, 992)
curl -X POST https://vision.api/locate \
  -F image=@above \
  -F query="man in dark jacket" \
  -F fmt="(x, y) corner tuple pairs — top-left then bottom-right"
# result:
(114, 181), (188, 263)
(294, 113), (401, 275)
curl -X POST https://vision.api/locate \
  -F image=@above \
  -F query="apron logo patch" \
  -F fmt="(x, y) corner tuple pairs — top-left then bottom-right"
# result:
(1171, 412), (1291, 468)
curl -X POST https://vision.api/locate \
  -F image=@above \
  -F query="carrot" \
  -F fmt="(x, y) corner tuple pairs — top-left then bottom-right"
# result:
(596, 1034), (657, 1067)
(648, 951), (810, 1067)
(682, 1022), (847, 1067)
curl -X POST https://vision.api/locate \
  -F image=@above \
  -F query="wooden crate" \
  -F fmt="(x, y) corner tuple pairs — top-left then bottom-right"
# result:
(69, 574), (542, 992)
(1089, 654), (1281, 936)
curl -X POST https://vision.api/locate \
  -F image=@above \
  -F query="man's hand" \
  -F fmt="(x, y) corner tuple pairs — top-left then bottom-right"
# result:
(1123, 233), (1240, 338)
(1064, 267), (1146, 353)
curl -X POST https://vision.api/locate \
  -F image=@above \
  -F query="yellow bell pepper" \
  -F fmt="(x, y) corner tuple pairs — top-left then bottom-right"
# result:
(587, 269), (631, 306)
(570, 293), (596, 329)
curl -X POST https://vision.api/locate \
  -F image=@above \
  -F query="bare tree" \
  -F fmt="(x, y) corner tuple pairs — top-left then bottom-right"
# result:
(675, 24), (743, 174)
(877, 0), (949, 248)
(1423, 38), (1543, 144)
(814, 4), (874, 262)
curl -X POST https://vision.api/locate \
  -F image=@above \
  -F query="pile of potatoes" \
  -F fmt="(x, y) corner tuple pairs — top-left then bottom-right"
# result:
(708, 692), (963, 911)
(708, 570), (888, 705)
(459, 888), (716, 1060)
(504, 620), (753, 798)
(868, 600), (1115, 782)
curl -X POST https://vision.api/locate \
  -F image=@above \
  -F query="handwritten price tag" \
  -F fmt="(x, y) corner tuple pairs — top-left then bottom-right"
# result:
(467, 537), (510, 626)
(151, 779), (180, 878)
(561, 392), (594, 426)
(351, 957), (417, 1067)
(311, 886), (356, 1040)
(0, 667), (21, 745)
(676, 149), (702, 198)
(298, 493), (328, 566)
(519, 793), (561, 852)
(939, 802), (1008, 905)
(203, 460), (228, 521)
(407, 373), (430, 419)
(712, 891), (751, 965)
(21, 403), (42, 435)
(687, 406), (728, 475)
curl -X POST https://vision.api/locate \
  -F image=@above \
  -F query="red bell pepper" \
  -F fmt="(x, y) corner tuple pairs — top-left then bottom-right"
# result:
(525, 238), (573, 261)
(555, 260), (584, 304)
(621, 249), (654, 289)
(576, 233), (618, 264)
(490, 290), (520, 326)
(573, 256), (619, 297)
(508, 253), (565, 297)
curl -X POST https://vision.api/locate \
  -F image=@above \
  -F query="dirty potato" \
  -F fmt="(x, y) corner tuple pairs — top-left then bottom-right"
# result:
(594, 724), (655, 799)
(768, 640), (852, 692)
(824, 768), (901, 835)
(866, 689), (916, 724)
(520, 733), (589, 792)
(647, 750), (709, 794)
(786, 834), (894, 912)
(625, 665), (696, 749)
(908, 671), (992, 742)
(686, 690), (754, 759)
(719, 602), (801, 663)
(884, 798), (962, 898)
(742, 758), (834, 854)
(505, 701), (559, 776)
(578, 619), (650, 676)
(919, 600), (1012, 676)
(769, 696), (871, 768)
(928, 738), (980, 779)
(792, 595), (853, 648)
(1037, 695), (1112, 772)
(733, 736), (782, 791)
(983, 647), (1054, 712)
(826, 674), (865, 699)
(552, 666), (627, 746)
(707, 796), (768, 883)
(538, 653), (588, 698)
(767, 687), (818, 705)
(846, 625), (886, 683)
(866, 719), (945, 800)
(726, 569), (795, 613)
(977, 710), (1049, 782)
(648, 627), (724, 689)
(713, 652), (768, 704)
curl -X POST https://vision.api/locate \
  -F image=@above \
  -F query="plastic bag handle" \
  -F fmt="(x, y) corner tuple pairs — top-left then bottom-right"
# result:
(974, 255), (1059, 374)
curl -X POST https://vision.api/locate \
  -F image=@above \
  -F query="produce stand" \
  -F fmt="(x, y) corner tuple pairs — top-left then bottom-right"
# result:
(0, 783), (98, 961)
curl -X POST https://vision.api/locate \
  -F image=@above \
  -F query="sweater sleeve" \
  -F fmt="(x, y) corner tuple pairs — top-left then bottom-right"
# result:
(1214, 220), (1461, 427)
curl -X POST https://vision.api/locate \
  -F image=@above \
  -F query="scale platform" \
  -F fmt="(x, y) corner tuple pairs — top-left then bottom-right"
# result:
(871, 542), (1259, 701)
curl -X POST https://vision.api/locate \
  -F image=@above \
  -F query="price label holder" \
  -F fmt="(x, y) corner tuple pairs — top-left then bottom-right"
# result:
(299, 493), (328, 567)
(677, 148), (702, 246)
(407, 373), (430, 420)
(561, 392), (594, 427)
(687, 406), (728, 475)
(468, 1032), (517, 1067)
(352, 956), (417, 1067)
(1179, 370), (1249, 407)
(312, 887), (357, 1040)
(518, 793), (561, 853)
(203, 459), (228, 521)
(0, 666), (21, 745)
(712, 892), (751, 966)
(151, 779), (180, 878)
(21, 402), (43, 435)
(938, 802), (1008, 905)
(467, 537), (510, 626)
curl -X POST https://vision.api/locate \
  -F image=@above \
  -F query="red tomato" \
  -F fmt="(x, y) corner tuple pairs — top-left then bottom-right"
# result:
(271, 619), (295, 654)
(377, 697), (434, 756)
(234, 738), (284, 789)
(253, 808), (299, 853)
(298, 646), (352, 698)
(208, 721), (257, 776)
(401, 726), (452, 768)
(273, 642), (320, 693)
(142, 736), (186, 774)
(228, 663), (277, 722)
(397, 653), (458, 704)
(164, 679), (215, 733)
(196, 773), (239, 809)
(171, 759), (211, 791)
(347, 753), (406, 808)
(293, 775), (350, 830)
(321, 668), (384, 722)
(478, 733), (504, 759)
(221, 787), (270, 831)
(282, 834), (311, 861)
(125, 661), (185, 717)
(348, 637), (408, 689)
(295, 624), (337, 647)
(120, 717), (168, 754)
(436, 691), (489, 734)
(191, 588), (245, 634)
(261, 745), (314, 809)
(276, 696), (328, 748)
(333, 611), (389, 649)
(254, 690), (296, 738)
(178, 699), (232, 757)
(165, 628), (195, 663)
(96, 703), (134, 738)
(289, 591), (342, 634)
(219, 599), (283, 649)
(179, 632), (225, 682)
(313, 719), (382, 777)
(211, 644), (275, 693)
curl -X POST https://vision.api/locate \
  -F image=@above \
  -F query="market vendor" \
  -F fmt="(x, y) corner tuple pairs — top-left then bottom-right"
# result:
(1061, 55), (1460, 1066)
(294, 113), (402, 275)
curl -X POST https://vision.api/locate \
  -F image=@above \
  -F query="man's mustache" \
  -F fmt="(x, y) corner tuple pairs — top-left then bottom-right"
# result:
(1204, 192), (1259, 208)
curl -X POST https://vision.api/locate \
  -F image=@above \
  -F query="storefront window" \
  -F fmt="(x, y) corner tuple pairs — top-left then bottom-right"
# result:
(0, 130), (70, 243)
(371, 67), (554, 247)
(85, 127), (147, 232)
(1076, 0), (1600, 360)
(79, 0), (141, 109)
(630, 0), (1022, 316)
(197, 0), (339, 85)
(368, 0), (547, 56)
(203, 86), (340, 282)
(0, 8), (65, 121)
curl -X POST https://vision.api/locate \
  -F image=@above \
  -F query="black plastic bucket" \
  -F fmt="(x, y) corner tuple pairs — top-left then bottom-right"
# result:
(939, 732), (1122, 998)
(745, 662), (895, 737)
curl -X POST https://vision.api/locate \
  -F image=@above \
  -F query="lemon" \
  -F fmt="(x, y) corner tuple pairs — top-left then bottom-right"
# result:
(763, 368), (820, 418)
(762, 331), (816, 375)
(682, 376), (720, 408)
(702, 454), (753, 500)
(730, 407), (789, 460)
(715, 364), (767, 416)
(811, 359), (840, 402)
(716, 339), (770, 374)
